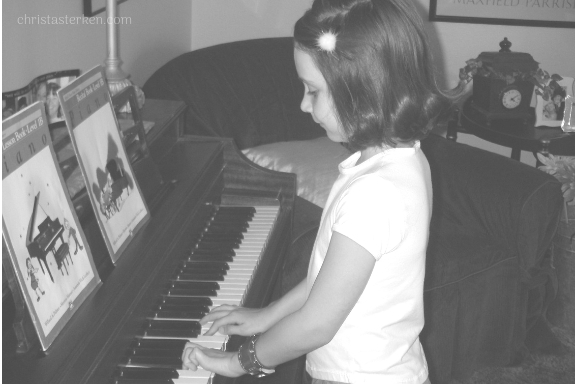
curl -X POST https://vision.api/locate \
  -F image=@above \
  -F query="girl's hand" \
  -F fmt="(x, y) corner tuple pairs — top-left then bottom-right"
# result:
(201, 305), (272, 336)
(181, 343), (244, 377)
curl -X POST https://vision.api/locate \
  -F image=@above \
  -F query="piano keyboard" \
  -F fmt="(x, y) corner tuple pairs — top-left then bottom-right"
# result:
(113, 205), (280, 384)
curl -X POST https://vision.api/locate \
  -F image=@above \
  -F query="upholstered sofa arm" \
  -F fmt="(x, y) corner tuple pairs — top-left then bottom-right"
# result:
(143, 37), (325, 150)
(422, 134), (563, 282)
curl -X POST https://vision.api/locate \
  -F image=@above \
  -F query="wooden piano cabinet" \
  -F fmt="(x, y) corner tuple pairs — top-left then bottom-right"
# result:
(3, 134), (296, 384)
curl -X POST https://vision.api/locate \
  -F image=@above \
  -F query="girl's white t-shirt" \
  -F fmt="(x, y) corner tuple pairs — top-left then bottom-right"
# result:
(305, 141), (432, 384)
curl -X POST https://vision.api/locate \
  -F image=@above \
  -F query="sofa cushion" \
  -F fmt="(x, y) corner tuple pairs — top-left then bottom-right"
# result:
(242, 136), (350, 207)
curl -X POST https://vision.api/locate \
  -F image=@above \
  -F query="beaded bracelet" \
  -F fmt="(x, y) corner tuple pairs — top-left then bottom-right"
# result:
(238, 334), (275, 377)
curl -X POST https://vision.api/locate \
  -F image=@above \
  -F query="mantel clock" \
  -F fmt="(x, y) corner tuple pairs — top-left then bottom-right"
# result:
(470, 38), (539, 124)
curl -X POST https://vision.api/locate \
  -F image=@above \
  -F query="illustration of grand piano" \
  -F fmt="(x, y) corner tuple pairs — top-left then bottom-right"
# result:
(26, 192), (72, 283)
(94, 158), (132, 220)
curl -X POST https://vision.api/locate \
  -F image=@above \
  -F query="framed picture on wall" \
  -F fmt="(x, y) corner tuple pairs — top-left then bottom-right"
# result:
(429, 0), (574, 28)
(83, 0), (127, 17)
(535, 77), (574, 127)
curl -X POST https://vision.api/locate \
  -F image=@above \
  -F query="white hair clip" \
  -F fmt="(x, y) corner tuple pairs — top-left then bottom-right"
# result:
(317, 31), (337, 52)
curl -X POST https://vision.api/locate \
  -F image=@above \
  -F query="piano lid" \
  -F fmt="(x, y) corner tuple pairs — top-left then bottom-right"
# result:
(26, 192), (48, 246)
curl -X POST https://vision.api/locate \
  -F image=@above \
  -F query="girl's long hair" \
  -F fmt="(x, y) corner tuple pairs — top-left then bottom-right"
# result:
(294, 0), (453, 151)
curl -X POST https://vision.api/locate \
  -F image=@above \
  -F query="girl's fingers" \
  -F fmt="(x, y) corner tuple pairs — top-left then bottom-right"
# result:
(182, 343), (204, 370)
(200, 309), (235, 325)
(206, 310), (245, 335)
(208, 304), (238, 313)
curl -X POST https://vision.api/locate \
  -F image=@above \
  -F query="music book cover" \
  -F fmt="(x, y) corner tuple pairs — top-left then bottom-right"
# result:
(57, 66), (150, 263)
(2, 102), (101, 351)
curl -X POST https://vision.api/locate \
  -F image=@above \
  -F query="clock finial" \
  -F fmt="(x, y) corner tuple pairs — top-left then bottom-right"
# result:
(499, 38), (512, 53)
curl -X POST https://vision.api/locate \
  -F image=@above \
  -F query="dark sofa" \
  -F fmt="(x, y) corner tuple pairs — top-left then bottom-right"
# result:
(143, 37), (564, 383)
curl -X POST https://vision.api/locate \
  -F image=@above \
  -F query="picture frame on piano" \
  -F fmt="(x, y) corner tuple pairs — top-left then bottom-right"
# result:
(2, 101), (101, 352)
(57, 66), (150, 264)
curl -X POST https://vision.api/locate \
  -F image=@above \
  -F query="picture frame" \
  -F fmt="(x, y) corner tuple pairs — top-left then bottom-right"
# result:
(429, 0), (575, 28)
(2, 70), (80, 127)
(83, 0), (127, 17)
(535, 77), (575, 128)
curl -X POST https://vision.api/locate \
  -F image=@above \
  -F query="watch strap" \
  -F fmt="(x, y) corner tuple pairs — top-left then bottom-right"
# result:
(238, 334), (275, 377)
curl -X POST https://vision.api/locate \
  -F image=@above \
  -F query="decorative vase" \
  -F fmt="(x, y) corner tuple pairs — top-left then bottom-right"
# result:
(547, 204), (575, 332)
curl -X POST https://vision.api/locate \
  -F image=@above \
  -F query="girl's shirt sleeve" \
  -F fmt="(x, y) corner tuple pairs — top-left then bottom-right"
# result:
(331, 175), (406, 260)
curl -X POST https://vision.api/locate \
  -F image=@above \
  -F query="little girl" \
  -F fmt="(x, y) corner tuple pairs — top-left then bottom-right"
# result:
(182, 1), (450, 382)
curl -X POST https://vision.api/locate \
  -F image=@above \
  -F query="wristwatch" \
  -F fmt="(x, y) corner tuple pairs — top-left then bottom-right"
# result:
(237, 334), (275, 378)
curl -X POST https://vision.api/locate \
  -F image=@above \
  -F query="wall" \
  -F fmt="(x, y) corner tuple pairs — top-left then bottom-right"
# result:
(2, 0), (192, 91)
(190, 0), (575, 165)
(3, 0), (573, 164)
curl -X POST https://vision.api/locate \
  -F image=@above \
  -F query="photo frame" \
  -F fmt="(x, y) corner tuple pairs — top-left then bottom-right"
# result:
(2, 70), (80, 128)
(83, 0), (127, 17)
(535, 77), (575, 128)
(429, 0), (574, 28)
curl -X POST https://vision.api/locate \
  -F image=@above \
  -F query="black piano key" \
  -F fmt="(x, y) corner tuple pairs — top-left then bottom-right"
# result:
(130, 338), (189, 350)
(143, 320), (202, 331)
(119, 355), (182, 369)
(163, 288), (218, 297)
(148, 310), (206, 320)
(214, 210), (254, 217)
(126, 348), (184, 358)
(200, 233), (244, 241)
(186, 254), (234, 262)
(169, 273), (224, 282)
(157, 296), (213, 306)
(139, 327), (200, 338)
(198, 236), (242, 244)
(214, 207), (254, 215)
(173, 270), (226, 280)
(190, 248), (235, 257)
(167, 281), (220, 290)
(175, 264), (228, 274)
(217, 206), (256, 213)
(181, 260), (229, 269)
(114, 366), (179, 380)
(195, 241), (240, 250)
(206, 223), (248, 232)
(154, 304), (210, 314)
(210, 219), (250, 227)
(160, 287), (217, 297)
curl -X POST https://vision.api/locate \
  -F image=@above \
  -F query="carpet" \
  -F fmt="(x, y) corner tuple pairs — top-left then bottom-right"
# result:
(455, 324), (574, 384)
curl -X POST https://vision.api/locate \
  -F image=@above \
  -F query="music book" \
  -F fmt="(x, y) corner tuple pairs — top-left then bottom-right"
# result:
(57, 66), (150, 263)
(2, 102), (101, 352)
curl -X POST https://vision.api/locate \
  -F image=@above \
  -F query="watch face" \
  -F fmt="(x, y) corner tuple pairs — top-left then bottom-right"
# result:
(502, 88), (522, 109)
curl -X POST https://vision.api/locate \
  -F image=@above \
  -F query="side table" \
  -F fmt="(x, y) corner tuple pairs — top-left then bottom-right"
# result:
(449, 98), (574, 161)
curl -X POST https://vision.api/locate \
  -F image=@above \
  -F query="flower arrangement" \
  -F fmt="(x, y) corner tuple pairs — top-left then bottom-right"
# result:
(537, 153), (575, 211)
(458, 59), (563, 102)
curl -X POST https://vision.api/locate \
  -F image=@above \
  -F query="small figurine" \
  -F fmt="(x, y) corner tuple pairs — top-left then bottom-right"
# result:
(26, 258), (45, 301)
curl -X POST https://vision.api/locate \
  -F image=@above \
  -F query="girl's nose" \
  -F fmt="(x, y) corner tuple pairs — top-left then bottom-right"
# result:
(300, 95), (312, 114)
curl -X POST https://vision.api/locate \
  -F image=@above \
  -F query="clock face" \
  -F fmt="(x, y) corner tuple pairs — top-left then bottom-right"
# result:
(502, 88), (522, 109)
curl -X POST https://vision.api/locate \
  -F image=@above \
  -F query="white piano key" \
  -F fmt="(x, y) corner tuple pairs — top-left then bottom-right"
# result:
(172, 378), (212, 384)
(176, 369), (212, 378)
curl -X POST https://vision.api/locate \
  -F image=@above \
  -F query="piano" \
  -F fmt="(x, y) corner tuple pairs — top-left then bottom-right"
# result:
(4, 134), (297, 384)
(25, 192), (66, 283)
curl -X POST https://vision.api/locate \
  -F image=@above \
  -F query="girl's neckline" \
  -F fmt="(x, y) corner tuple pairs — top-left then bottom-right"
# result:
(356, 141), (418, 166)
